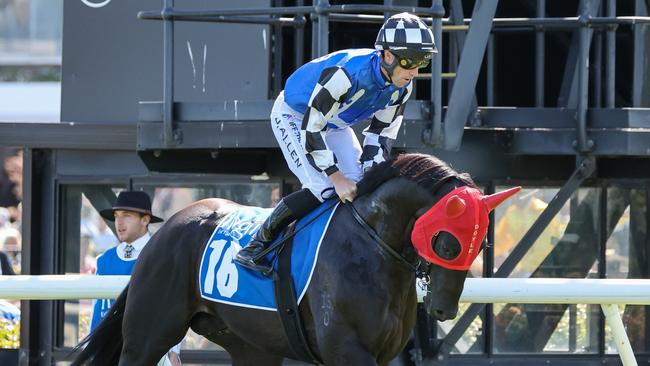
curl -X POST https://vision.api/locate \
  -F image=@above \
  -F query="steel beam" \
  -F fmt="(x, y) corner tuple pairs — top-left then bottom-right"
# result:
(137, 121), (277, 149)
(576, 0), (595, 153)
(435, 156), (596, 360)
(449, 0), (479, 117)
(448, 0), (465, 92)
(486, 34), (495, 106)
(474, 107), (650, 129)
(425, 0), (444, 146)
(146, 15), (305, 26)
(605, 0), (616, 108)
(138, 6), (317, 19)
(162, 0), (177, 147)
(19, 148), (35, 365)
(2, 107), (650, 155)
(316, 0), (330, 56)
(0, 122), (136, 150)
(593, 26), (603, 108)
(478, 16), (650, 28)
(558, 0), (601, 108)
(536, 0), (546, 107)
(272, 1), (285, 98)
(633, 0), (650, 107)
(295, 0), (306, 71)
(311, 9), (318, 60)
(441, 1), (498, 150)
(510, 129), (650, 156)
(20, 149), (57, 366)
(138, 5), (444, 21)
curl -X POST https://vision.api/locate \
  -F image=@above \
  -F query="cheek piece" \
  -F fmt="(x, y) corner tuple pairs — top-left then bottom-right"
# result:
(411, 186), (521, 270)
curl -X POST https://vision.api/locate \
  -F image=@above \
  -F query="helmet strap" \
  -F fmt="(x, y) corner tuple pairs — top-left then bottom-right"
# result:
(380, 50), (398, 83)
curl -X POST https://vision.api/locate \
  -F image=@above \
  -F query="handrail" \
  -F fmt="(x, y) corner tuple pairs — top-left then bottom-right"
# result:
(1, 275), (648, 305)
(0, 276), (643, 365)
(138, 5), (444, 20)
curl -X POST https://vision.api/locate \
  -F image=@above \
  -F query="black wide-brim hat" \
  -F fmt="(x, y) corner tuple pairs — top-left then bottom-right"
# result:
(99, 191), (164, 223)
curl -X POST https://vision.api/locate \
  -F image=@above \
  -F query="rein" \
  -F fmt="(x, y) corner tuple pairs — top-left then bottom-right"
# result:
(345, 174), (461, 274)
(346, 202), (418, 272)
(257, 173), (462, 276)
(253, 199), (340, 264)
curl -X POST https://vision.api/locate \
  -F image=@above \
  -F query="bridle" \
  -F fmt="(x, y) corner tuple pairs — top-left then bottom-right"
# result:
(347, 202), (418, 271)
(345, 174), (462, 276)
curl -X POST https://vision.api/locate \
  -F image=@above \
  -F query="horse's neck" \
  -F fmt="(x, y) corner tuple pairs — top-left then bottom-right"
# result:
(354, 177), (432, 252)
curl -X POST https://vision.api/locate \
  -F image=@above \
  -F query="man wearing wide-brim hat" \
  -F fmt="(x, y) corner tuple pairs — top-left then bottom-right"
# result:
(92, 191), (181, 365)
(97, 190), (163, 260)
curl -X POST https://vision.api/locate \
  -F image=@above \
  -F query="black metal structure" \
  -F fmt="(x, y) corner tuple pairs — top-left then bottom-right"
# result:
(1, 0), (650, 364)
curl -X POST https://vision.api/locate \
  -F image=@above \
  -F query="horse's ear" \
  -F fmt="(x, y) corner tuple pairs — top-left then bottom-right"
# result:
(445, 195), (466, 218)
(483, 186), (522, 212)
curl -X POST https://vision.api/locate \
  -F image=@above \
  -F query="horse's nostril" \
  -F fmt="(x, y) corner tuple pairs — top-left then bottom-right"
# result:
(433, 309), (445, 320)
(432, 309), (456, 322)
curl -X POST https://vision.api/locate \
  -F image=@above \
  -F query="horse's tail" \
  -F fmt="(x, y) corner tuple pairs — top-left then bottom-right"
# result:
(70, 285), (129, 366)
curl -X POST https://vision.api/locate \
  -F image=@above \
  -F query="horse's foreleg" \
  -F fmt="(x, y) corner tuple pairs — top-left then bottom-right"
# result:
(319, 334), (378, 366)
(227, 342), (285, 366)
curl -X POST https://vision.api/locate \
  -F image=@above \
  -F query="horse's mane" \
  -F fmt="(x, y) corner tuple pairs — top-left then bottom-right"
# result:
(356, 153), (475, 197)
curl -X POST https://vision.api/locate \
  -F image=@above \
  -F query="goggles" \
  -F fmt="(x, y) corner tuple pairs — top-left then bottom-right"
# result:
(411, 186), (521, 270)
(391, 49), (432, 70)
(398, 56), (430, 69)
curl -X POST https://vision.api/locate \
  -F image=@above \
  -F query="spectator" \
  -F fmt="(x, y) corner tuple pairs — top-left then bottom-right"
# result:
(0, 227), (20, 274)
(0, 249), (14, 275)
(92, 190), (181, 365)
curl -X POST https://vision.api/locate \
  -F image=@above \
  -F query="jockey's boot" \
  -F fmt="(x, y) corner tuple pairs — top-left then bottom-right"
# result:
(235, 189), (320, 273)
(235, 199), (294, 272)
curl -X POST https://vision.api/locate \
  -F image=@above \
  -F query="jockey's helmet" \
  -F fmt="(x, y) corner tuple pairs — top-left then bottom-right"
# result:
(375, 12), (437, 71)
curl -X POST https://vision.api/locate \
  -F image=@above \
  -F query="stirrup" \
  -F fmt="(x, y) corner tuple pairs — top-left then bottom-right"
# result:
(235, 257), (274, 277)
(235, 248), (275, 276)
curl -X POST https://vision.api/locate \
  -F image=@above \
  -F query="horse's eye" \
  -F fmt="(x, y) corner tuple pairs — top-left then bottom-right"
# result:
(431, 231), (462, 260)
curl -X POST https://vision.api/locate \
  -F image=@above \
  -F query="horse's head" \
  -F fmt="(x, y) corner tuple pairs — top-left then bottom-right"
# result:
(360, 154), (519, 321)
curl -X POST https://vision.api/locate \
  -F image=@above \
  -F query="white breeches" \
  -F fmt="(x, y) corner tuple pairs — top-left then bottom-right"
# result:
(270, 92), (363, 201)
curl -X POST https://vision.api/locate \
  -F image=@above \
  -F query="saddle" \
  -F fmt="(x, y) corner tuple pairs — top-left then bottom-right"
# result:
(198, 202), (338, 364)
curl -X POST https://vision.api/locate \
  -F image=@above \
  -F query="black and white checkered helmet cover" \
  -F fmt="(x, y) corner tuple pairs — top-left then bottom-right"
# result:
(375, 12), (437, 53)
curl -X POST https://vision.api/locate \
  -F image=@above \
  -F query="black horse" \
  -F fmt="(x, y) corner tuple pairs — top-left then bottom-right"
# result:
(72, 153), (515, 366)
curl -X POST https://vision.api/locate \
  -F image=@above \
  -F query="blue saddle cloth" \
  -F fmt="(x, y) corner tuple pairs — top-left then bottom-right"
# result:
(199, 201), (339, 311)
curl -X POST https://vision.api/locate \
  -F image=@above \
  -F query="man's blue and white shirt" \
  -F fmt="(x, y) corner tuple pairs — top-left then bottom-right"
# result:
(283, 49), (413, 176)
(90, 233), (150, 331)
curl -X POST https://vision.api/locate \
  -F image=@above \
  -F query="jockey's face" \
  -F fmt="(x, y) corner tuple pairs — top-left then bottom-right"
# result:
(114, 210), (150, 244)
(382, 50), (420, 88)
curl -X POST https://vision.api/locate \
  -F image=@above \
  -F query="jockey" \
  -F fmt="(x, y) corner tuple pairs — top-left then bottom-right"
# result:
(235, 12), (438, 272)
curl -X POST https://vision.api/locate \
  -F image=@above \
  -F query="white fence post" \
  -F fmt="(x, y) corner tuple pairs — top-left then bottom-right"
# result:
(601, 304), (638, 366)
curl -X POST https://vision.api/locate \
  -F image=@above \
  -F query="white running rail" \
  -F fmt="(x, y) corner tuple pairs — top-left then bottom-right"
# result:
(0, 276), (647, 366)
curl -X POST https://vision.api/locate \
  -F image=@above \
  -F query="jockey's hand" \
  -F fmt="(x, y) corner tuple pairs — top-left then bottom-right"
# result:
(362, 159), (376, 173)
(329, 171), (357, 203)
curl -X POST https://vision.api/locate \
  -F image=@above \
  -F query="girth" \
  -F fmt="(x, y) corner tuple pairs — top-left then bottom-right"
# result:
(272, 232), (322, 365)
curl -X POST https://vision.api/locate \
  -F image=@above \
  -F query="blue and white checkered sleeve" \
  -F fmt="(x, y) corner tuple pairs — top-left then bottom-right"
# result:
(301, 66), (352, 176)
(361, 82), (412, 171)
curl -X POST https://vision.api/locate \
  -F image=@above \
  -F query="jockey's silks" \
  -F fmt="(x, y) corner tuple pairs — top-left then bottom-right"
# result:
(411, 186), (521, 270)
